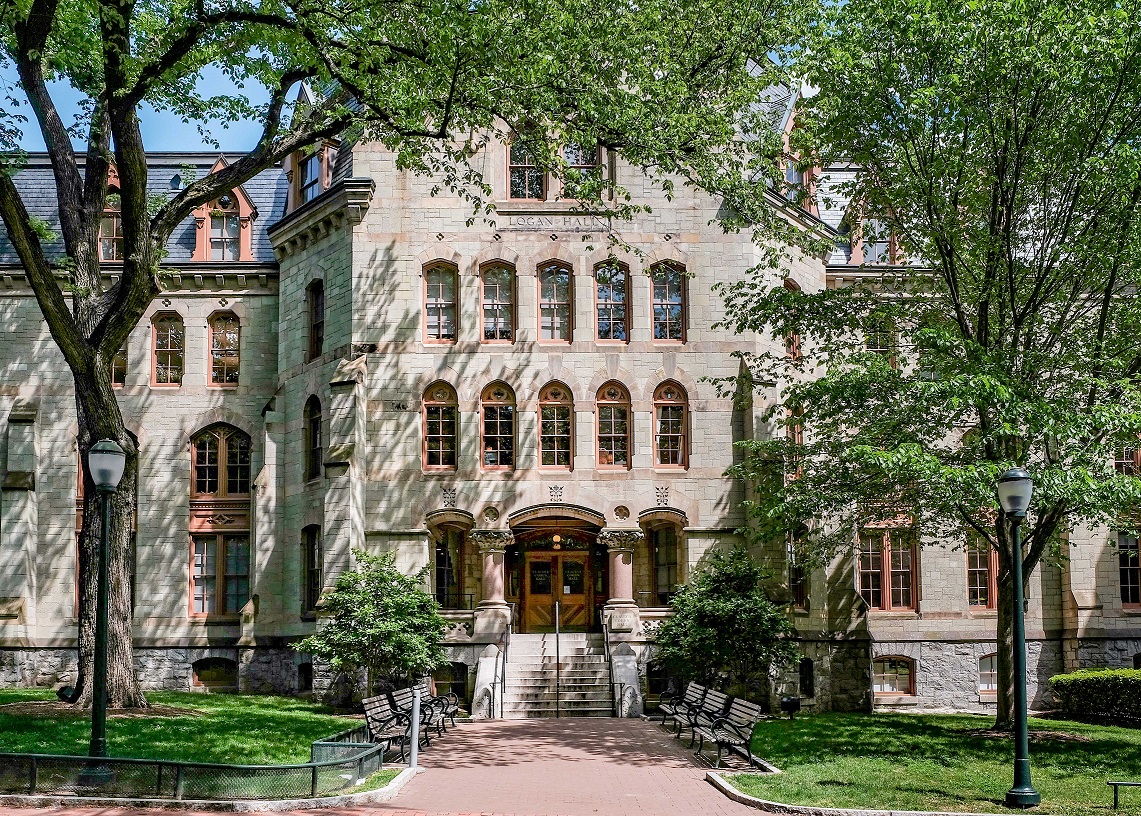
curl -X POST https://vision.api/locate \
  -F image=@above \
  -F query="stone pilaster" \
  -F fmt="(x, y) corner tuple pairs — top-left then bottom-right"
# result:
(599, 528), (643, 635)
(470, 529), (514, 639)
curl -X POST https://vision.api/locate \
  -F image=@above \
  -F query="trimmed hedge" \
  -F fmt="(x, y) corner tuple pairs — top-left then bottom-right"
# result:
(1051, 668), (1141, 719)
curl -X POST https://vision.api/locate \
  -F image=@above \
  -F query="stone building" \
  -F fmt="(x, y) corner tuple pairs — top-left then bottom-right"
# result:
(0, 125), (1137, 714)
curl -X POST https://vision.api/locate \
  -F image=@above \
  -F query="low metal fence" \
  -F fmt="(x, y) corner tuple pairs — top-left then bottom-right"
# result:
(0, 724), (386, 802)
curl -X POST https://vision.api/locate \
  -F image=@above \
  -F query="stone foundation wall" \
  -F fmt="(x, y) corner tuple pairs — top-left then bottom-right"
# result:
(1074, 637), (1141, 671)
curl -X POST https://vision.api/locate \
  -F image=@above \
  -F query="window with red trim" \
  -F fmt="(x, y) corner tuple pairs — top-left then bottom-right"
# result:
(481, 263), (515, 342)
(152, 313), (184, 386)
(538, 262), (573, 342)
(1121, 533), (1140, 607)
(860, 529), (917, 611)
(481, 382), (515, 470)
(597, 381), (632, 469)
(650, 262), (686, 342)
(423, 382), (458, 470)
(209, 312), (240, 386)
(966, 537), (998, 609)
(653, 381), (688, 468)
(100, 193), (123, 261)
(192, 534), (250, 616)
(594, 262), (629, 342)
(873, 657), (914, 695)
(509, 142), (545, 200)
(539, 383), (573, 469)
(424, 264), (458, 343)
(192, 425), (252, 498)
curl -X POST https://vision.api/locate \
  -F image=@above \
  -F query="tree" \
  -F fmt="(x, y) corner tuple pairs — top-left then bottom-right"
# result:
(653, 545), (797, 700)
(296, 550), (447, 693)
(0, 0), (814, 706)
(718, 0), (1141, 727)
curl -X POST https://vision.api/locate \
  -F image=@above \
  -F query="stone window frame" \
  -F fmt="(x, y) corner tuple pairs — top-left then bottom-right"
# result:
(304, 395), (323, 482)
(423, 263), (459, 345)
(100, 179), (124, 262)
(648, 522), (681, 606)
(538, 381), (574, 471)
(653, 380), (689, 470)
(594, 261), (630, 344)
(978, 653), (998, 696)
(507, 140), (546, 201)
(151, 311), (185, 388)
(306, 279), (325, 362)
(1119, 532), (1141, 608)
(189, 533), (251, 619)
(966, 536), (998, 609)
(480, 381), (516, 472)
(872, 655), (915, 696)
(596, 381), (632, 471)
(480, 262), (516, 344)
(190, 424), (252, 499)
(537, 260), (574, 343)
(858, 526), (918, 612)
(650, 261), (687, 343)
(301, 524), (322, 617)
(423, 381), (459, 472)
(207, 311), (241, 388)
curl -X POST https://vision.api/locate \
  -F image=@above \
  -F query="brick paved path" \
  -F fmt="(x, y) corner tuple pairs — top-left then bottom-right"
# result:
(0, 718), (761, 816)
(369, 716), (760, 816)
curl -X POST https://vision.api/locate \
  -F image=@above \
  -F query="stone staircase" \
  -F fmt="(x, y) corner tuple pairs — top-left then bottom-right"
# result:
(501, 633), (613, 718)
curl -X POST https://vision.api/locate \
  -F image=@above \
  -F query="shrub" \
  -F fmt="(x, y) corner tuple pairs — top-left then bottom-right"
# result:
(1050, 668), (1141, 719)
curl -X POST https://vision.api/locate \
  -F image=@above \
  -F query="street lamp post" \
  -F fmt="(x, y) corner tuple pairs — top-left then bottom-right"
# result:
(996, 467), (1041, 809)
(79, 439), (126, 785)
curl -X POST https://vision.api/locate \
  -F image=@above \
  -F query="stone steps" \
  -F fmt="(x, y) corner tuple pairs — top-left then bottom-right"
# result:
(501, 633), (613, 719)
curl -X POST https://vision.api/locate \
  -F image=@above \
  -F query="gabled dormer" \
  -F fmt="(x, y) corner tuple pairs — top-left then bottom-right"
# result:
(189, 157), (258, 261)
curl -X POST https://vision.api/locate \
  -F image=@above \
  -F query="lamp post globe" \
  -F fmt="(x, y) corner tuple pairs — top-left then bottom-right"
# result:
(997, 466), (1041, 808)
(88, 439), (126, 491)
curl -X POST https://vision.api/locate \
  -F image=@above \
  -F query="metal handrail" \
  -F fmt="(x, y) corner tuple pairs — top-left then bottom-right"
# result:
(497, 602), (514, 719)
(600, 609), (617, 716)
(554, 600), (561, 719)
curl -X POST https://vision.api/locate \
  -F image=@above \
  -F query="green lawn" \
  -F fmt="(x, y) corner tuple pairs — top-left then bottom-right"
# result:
(0, 689), (360, 765)
(727, 712), (1141, 816)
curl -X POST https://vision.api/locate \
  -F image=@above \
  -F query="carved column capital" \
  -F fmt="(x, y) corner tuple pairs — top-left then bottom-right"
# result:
(469, 529), (515, 553)
(598, 528), (645, 554)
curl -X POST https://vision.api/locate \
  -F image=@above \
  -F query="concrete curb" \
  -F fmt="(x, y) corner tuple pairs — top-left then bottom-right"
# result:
(0, 766), (419, 811)
(706, 772), (1058, 816)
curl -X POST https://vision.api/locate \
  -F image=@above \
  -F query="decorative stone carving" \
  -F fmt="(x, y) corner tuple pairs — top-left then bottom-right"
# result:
(442, 487), (458, 508)
(655, 485), (670, 506)
(482, 506), (500, 523)
(598, 528), (645, 553)
(549, 485), (564, 503)
(469, 529), (514, 553)
(614, 505), (630, 520)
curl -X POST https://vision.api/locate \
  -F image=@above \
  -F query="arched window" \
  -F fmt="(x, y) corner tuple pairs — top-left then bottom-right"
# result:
(653, 381), (688, 468)
(423, 382), (459, 470)
(301, 525), (322, 614)
(424, 264), (458, 343)
(151, 313), (184, 386)
(539, 382), (573, 469)
(209, 312), (241, 386)
(481, 382), (515, 470)
(481, 263), (515, 342)
(594, 261), (629, 342)
(191, 425), (252, 498)
(538, 261), (573, 342)
(209, 192), (241, 260)
(304, 396), (323, 481)
(596, 381), (631, 469)
(100, 189), (123, 261)
(650, 261), (686, 342)
(978, 654), (998, 694)
(306, 280), (325, 361)
(872, 656), (914, 696)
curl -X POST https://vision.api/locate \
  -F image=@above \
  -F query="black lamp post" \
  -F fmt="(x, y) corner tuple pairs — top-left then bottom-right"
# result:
(78, 439), (126, 786)
(996, 467), (1041, 809)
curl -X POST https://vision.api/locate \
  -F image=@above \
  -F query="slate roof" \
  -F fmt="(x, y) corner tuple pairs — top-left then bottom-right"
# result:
(0, 153), (288, 264)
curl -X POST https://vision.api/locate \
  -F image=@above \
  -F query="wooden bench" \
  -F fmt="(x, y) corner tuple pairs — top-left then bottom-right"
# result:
(657, 682), (707, 734)
(694, 697), (765, 768)
(391, 686), (447, 744)
(679, 688), (731, 746)
(1109, 780), (1141, 809)
(361, 694), (414, 761)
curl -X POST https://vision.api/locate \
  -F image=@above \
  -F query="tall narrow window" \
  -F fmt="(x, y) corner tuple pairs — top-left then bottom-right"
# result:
(299, 152), (323, 204)
(539, 383), (573, 469)
(860, 529), (917, 611)
(481, 263), (515, 342)
(862, 219), (892, 264)
(651, 526), (679, 605)
(1120, 533), (1140, 607)
(152, 313), (184, 386)
(100, 193), (123, 261)
(304, 396), (322, 481)
(302, 525), (322, 614)
(192, 425), (251, 498)
(966, 537), (998, 609)
(538, 262), (573, 342)
(789, 538), (808, 610)
(864, 315), (895, 359)
(509, 142), (545, 199)
(596, 382), (631, 469)
(307, 280), (325, 361)
(594, 262), (629, 342)
(1116, 447), (1139, 476)
(424, 264), (458, 343)
(209, 312), (240, 386)
(563, 143), (599, 198)
(979, 654), (998, 694)
(209, 193), (241, 260)
(111, 343), (127, 387)
(650, 261), (686, 342)
(481, 382), (515, 470)
(872, 657), (914, 695)
(423, 382), (459, 470)
(654, 381), (688, 468)
(435, 528), (464, 609)
(192, 535), (250, 616)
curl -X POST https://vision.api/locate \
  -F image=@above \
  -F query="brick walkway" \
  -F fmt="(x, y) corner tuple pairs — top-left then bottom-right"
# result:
(369, 717), (761, 816)
(0, 718), (762, 816)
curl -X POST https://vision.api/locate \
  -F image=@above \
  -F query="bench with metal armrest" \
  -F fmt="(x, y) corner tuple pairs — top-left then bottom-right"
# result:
(361, 694), (414, 761)
(658, 682), (708, 734)
(390, 686), (447, 744)
(693, 696), (765, 768)
(415, 676), (461, 727)
(679, 688), (731, 746)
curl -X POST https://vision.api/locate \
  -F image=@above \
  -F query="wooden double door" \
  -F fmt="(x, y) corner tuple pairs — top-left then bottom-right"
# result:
(522, 551), (592, 632)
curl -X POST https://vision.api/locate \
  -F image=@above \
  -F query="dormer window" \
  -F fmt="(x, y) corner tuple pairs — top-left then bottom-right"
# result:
(210, 194), (241, 261)
(100, 193), (123, 261)
(299, 153), (323, 204)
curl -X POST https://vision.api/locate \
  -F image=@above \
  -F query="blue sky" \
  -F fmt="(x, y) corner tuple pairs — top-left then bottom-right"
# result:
(4, 66), (270, 153)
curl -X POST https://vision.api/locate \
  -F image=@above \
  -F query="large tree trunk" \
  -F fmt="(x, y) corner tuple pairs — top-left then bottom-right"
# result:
(75, 368), (147, 709)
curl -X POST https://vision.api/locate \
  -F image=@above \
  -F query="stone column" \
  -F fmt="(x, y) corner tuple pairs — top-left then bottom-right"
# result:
(470, 529), (514, 639)
(599, 528), (643, 632)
